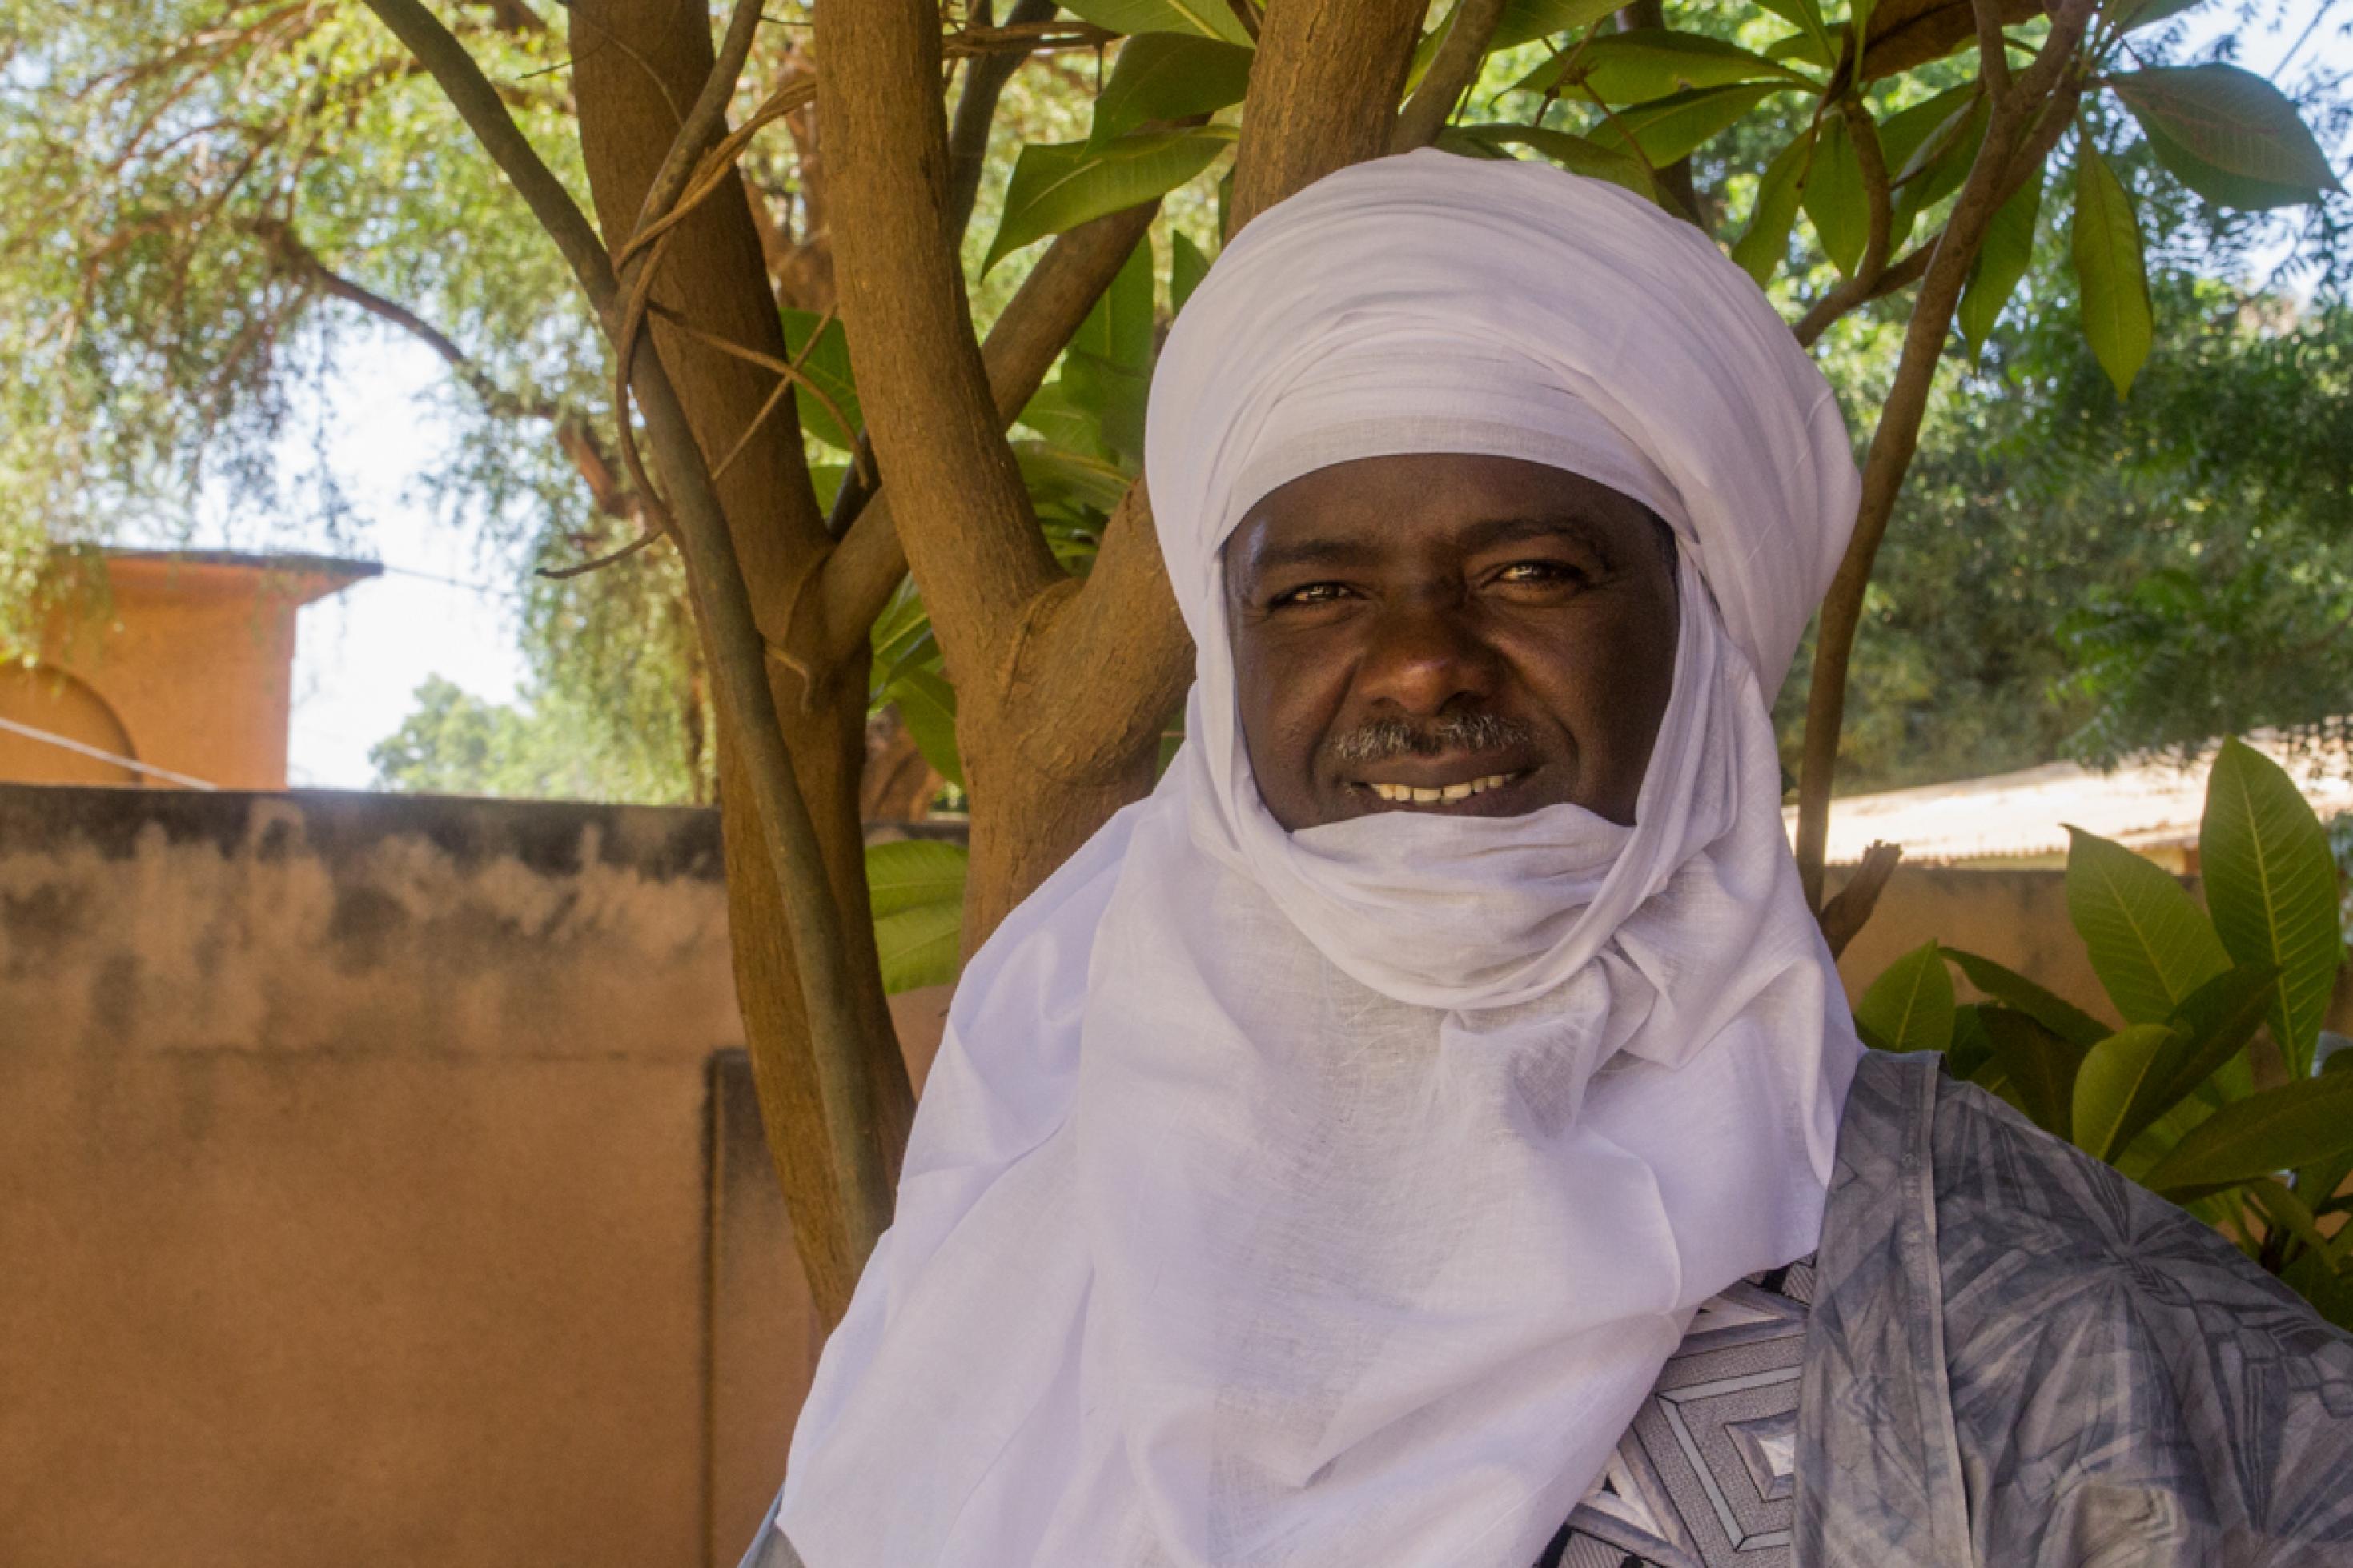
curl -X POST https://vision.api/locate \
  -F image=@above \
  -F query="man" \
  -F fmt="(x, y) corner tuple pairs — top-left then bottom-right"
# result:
(746, 152), (2353, 1566)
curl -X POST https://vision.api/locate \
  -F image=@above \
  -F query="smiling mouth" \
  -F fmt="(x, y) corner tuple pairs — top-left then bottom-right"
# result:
(1356, 770), (1524, 806)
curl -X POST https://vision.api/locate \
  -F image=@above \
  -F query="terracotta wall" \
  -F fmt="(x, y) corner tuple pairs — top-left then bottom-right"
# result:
(1, 785), (2337, 1566)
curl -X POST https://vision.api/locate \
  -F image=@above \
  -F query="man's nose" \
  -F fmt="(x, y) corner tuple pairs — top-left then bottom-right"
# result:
(1352, 597), (1504, 716)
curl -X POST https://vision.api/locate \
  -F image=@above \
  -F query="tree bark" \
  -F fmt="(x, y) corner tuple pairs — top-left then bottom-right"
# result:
(570, 0), (913, 1324)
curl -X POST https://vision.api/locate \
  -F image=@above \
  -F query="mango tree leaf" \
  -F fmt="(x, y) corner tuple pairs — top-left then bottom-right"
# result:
(1062, 0), (1255, 46)
(1958, 168), (2043, 354)
(2110, 65), (2343, 209)
(1013, 441), (1135, 515)
(2146, 960), (2278, 1117)
(1018, 379), (1109, 459)
(1856, 940), (1955, 1053)
(1091, 34), (1255, 145)
(1451, 123), (1660, 200)
(865, 838), (970, 919)
(1984, 1005), (2090, 1138)
(2106, 0), (2209, 32)
(2199, 736), (2348, 1077)
(2244, 1177), (2344, 1268)
(1061, 351), (1150, 465)
(1889, 97), (1986, 245)
(1595, 82), (1789, 166)
(1943, 945), (2109, 1049)
(1734, 127), (1813, 284)
(1070, 235), (1156, 372)
(1765, 29), (1838, 70)
(1492, 0), (1627, 49)
(2142, 1070), (2353, 1199)
(1553, 30), (1806, 102)
(1947, 1003), (1998, 1082)
(1170, 229), (1211, 313)
(1877, 82), (1975, 182)
(1753, 0), (1837, 72)
(887, 667), (964, 788)
(2074, 1023), (2189, 1161)
(985, 128), (1236, 274)
(1803, 109), (1869, 276)
(874, 897), (965, 994)
(2064, 826), (2230, 1025)
(2070, 142), (2154, 397)
(780, 308), (861, 452)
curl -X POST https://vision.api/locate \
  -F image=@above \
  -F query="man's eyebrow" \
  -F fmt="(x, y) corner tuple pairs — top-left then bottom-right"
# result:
(1236, 533), (1382, 579)
(1455, 513), (1613, 553)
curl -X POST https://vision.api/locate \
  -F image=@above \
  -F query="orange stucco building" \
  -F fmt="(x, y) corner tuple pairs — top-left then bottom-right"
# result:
(0, 549), (377, 790)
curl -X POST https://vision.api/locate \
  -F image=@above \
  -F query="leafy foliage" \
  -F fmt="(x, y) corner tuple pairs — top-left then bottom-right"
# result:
(1863, 742), (2353, 1325)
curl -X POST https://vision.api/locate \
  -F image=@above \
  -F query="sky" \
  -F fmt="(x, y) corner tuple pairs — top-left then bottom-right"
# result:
(235, 0), (2353, 792)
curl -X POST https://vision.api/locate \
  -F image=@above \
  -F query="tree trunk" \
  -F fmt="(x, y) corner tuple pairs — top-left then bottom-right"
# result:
(569, 0), (913, 1325)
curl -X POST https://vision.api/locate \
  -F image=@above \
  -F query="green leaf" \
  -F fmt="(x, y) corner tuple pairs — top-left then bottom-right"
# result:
(1594, 82), (1791, 169)
(1752, 0), (1837, 73)
(874, 896), (965, 994)
(1491, 0), (1627, 50)
(1090, 34), (1255, 145)
(2199, 736), (2349, 1077)
(1947, 1003), (1998, 1082)
(1802, 110), (1869, 276)
(1060, 349), (1150, 466)
(1878, 82), (1978, 185)
(1733, 127), (1813, 284)
(1958, 168), (2043, 354)
(2104, 0), (2209, 32)
(2245, 1177), (2343, 1267)
(2150, 960), (2277, 1114)
(864, 838), (970, 919)
(1449, 123), (1660, 201)
(2111, 65), (2343, 209)
(1889, 97), (1986, 247)
(2070, 142), (2154, 398)
(1061, 0), (1255, 46)
(2065, 826), (2229, 1024)
(1013, 439), (1135, 514)
(1551, 30), (1805, 103)
(887, 667), (963, 788)
(779, 308), (861, 452)
(1983, 1005), (2092, 1138)
(1018, 379), (1109, 459)
(1070, 235), (1156, 373)
(1170, 229), (1211, 314)
(2073, 1022), (2189, 1161)
(2142, 1070), (2353, 1199)
(1943, 946), (2109, 1049)
(1856, 940), (1956, 1054)
(985, 129), (1235, 274)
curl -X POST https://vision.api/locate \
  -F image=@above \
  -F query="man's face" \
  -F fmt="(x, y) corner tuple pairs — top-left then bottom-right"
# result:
(1223, 453), (1680, 832)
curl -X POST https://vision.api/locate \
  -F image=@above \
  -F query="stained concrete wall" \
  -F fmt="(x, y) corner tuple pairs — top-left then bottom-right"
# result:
(0, 785), (801, 1568)
(2, 785), (2338, 1566)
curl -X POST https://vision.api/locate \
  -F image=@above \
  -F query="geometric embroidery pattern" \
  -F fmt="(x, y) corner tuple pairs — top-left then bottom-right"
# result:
(1533, 1258), (1813, 1568)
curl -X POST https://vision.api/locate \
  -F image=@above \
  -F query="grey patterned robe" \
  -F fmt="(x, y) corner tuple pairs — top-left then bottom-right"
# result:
(744, 1051), (2353, 1567)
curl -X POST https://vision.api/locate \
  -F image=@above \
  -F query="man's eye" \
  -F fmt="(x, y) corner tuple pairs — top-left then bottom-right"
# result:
(1271, 582), (1351, 608)
(1495, 560), (1586, 586)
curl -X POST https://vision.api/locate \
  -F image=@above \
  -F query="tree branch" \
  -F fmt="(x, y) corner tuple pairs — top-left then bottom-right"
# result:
(1794, 2), (2096, 909)
(358, 0), (616, 315)
(362, 0), (897, 1275)
(1229, 0), (1427, 231)
(817, 0), (1065, 680)
(1791, 98), (1894, 342)
(1394, 0), (1508, 152)
(631, 0), (765, 246)
(947, 0), (1058, 242)
(821, 200), (1163, 667)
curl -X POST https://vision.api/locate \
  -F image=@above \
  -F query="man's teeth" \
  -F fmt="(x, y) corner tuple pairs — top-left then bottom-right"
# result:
(1368, 773), (1515, 804)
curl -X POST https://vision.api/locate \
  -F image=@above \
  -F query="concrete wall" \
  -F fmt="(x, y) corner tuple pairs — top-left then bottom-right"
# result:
(2, 786), (2339, 1566)
(0, 785), (801, 1567)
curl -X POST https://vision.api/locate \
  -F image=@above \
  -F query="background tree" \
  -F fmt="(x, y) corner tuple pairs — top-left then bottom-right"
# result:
(6, 0), (2343, 1324)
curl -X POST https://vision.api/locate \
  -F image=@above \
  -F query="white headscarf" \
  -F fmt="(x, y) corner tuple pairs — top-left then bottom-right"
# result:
(776, 150), (1864, 1568)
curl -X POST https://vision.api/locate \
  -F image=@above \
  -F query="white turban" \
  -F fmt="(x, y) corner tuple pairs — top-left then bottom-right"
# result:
(776, 150), (1864, 1568)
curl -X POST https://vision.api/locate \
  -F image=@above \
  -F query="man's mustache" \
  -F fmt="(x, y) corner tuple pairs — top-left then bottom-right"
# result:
(1323, 711), (1536, 767)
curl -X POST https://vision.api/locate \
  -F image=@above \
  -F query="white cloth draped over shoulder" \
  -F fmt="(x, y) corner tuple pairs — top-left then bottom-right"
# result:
(774, 150), (1866, 1568)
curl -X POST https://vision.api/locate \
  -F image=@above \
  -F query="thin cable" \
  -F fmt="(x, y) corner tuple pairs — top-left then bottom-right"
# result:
(0, 715), (219, 790)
